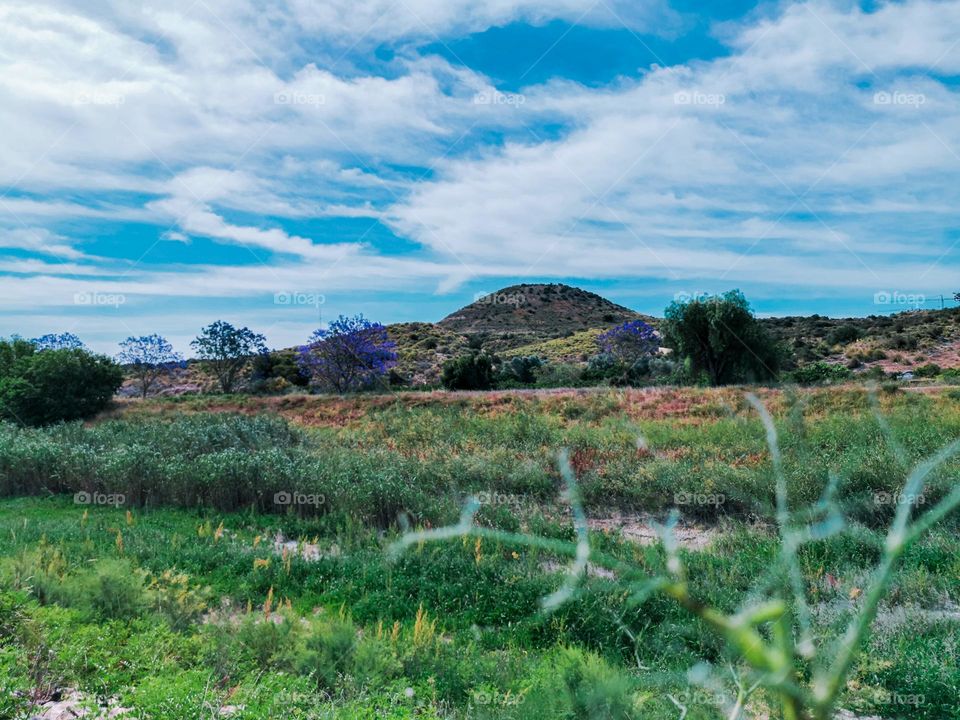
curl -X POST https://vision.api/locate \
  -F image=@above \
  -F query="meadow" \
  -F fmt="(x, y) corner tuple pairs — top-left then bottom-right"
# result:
(2, 385), (960, 719)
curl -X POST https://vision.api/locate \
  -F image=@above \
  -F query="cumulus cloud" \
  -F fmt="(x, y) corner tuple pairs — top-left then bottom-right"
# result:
(1, 0), (959, 351)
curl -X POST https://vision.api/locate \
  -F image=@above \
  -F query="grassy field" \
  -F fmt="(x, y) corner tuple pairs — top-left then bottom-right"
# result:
(2, 385), (960, 719)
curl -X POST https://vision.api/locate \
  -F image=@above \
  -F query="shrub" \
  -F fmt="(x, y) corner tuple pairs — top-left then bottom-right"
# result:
(884, 334), (918, 351)
(297, 614), (358, 690)
(581, 353), (654, 386)
(826, 324), (863, 345)
(145, 569), (212, 631)
(498, 356), (544, 385)
(791, 361), (852, 385)
(251, 352), (310, 391)
(914, 363), (942, 378)
(0, 341), (122, 426)
(442, 353), (494, 390)
(942, 368), (960, 385)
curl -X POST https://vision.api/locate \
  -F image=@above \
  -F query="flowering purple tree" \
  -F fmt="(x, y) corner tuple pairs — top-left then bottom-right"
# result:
(597, 320), (659, 366)
(298, 315), (397, 393)
(118, 334), (184, 398)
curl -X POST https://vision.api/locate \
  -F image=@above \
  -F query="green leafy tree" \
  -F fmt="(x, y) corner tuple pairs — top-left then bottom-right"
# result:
(118, 334), (183, 398)
(191, 321), (267, 393)
(441, 352), (494, 390)
(662, 290), (781, 386)
(0, 340), (122, 425)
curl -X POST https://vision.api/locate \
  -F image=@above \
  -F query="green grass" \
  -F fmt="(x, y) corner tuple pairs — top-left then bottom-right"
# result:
(2, 387), (960, 718)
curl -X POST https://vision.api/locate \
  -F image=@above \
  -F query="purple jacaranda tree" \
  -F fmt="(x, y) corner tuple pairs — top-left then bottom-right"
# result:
(298, 315), (398, 393)
(597, 320), (659, 367)
(118, 334), (184, 398)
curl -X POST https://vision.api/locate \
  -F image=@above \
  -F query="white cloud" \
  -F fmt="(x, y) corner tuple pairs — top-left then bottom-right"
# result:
(1, 0), (959, 351)
(0, 228), (85, 259)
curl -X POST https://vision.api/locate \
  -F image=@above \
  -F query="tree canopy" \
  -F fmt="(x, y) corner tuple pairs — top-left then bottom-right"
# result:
(298, 315), (397, 393)
(191, 321), (267, 393)
(662, 290), (781, 386)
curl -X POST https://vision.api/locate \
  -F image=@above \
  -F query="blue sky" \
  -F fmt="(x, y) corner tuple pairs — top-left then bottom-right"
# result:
(1, 0), (959, 353)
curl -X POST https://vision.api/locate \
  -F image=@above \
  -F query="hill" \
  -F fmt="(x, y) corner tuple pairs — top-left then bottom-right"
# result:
(438, 283), (650, 353)
(386, 322), (468, 385)
(762, 307), (960, 374)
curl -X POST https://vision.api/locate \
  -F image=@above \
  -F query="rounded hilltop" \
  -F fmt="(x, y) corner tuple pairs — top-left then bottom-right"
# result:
(438, 283), (652, 353)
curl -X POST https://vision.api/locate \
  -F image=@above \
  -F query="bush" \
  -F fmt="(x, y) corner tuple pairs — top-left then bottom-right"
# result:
(914, 363), (942, 378)
(0, 341), (122, 426)
(943, 368), (960, 385)
(581, 353), (663, 386)
(827, 324), (863, 345)
(885, 334), (918, 351)
(791, 361), (852, 385)
(251, 352), (309, 391)
(442, 353), (494, 390)
(498, 356), (544, 386)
